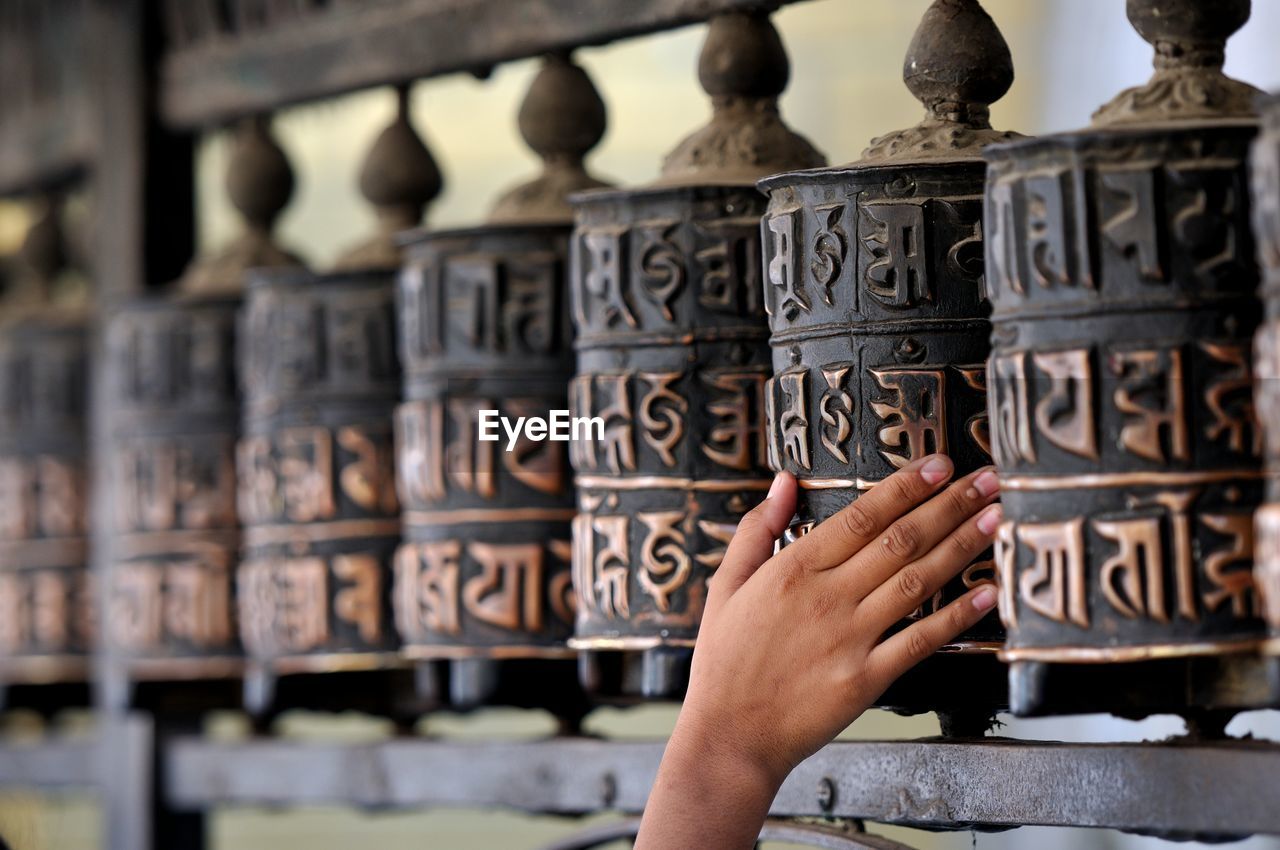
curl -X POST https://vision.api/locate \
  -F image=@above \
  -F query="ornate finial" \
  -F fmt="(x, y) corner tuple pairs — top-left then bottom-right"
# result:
(1092, 0), (1260, 127)
(489, 54), (610, 224)
(336, 86), (443, 270)
(180, 115), (302, 294)
(862, 0), (1019, 163)
(656, 11), (824, 186)
(15, 195), (66, 301)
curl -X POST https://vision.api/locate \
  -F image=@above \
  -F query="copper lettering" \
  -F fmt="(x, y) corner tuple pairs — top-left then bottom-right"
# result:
(1095, 516), (1167, 621)
(1200, 342), (1261, 458)
(695, 225), (760, 317)
(1032, 349), (1098, 460)
(1017, 518), (1088, 628)
(955, 365), (992, 459)
(1200, 512), (1257, 618)
(636, 223), (684, 322)
(502, 399), (567, 496)
(581, 230), (636, 328)
(819, 365), (854, 464)
(1101, 167), (1165, 281)
(870, 367), (947, 469)
(776, 369), (811, 471)
(766, 212), (808, 320)
(446, 400), (496, 499)
(702, 370), (767, 471)
(394, 541), (461, 638)
(863, 203), (929, 308)
(991, 353), (1036, 466)
(338, 426), (399, 514)
(637, 511), (691, 613)
(333, 554), (382, 644)
(1111, 348), (1188, 463)
(464, 543), (545, 632)
(279, 427), (337, 522)
(810, 204), (847, 306)
(638, 372), (687, 468)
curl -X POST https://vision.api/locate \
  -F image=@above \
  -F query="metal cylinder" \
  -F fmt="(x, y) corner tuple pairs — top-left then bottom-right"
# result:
(100, 295), (242, 682)
(986, 0), (1268, 716)
(569, 184), (775, 651)
(0, 309), (91, 685)
(567, 11), (825, 698)
(236, 268), (402, 674)
(391, 57), (607, 714)
(395, 225), (577, 662)
(758, 0), (1016, 715)
(1252, 95), (1280, 668)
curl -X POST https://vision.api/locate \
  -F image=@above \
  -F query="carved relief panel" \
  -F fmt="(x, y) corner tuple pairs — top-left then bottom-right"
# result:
(101, 298), (241, 676)
(986, 127), (1265, 667)
(237, 270), (401, 670)
(394, 225), (577, 657)
(0, 315), (92, 682)
(569, 186), (774, 648)
(760, 163), (999, 646)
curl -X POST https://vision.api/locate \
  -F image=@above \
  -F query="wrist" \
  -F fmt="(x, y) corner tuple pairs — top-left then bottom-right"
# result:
(664, 713), (787, 804)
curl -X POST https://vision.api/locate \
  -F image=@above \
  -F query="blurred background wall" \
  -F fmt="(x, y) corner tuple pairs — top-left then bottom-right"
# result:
(5, 0), (1280, 847)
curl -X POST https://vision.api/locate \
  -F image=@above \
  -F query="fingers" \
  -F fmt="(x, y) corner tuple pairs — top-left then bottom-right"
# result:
(865, 583), (999, 692)
(783, 454), (955, 572)
(858, 503), (1003, 635)
(837, 466), (1000, 598)
(706, 472), (797, 614)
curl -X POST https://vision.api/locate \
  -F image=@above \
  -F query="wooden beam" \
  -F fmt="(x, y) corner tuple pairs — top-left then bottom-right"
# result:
(159, 0), (804, 128)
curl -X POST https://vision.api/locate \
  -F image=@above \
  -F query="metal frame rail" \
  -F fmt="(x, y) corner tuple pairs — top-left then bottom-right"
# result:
(165, 735), (1280, 840)
(0, 715), (152, 850)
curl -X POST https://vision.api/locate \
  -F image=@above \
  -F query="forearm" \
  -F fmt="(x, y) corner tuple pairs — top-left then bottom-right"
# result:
(635, 725), (782, 850)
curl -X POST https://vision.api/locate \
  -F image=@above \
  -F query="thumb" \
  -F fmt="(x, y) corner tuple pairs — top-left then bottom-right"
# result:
(706, 472), (797, 615)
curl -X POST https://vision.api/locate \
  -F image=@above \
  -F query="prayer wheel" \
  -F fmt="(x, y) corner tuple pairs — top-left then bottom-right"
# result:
(568, 11), (824, 698)
(0, 198), (92, 690)
(98, 117), (301, 702)
(986, 0), (1269, 717)
(394, 56), (607, 710)
(758, 0), (1015, 717)
(1252, 95), (1280, 688)
(235, 90), (439, 713)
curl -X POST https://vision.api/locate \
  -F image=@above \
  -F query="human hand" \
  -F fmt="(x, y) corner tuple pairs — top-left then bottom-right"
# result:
(636, 453), (1001, 850)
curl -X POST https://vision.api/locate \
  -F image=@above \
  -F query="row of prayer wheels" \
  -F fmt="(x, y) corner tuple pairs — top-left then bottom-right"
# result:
(2, 0), (1280, 723)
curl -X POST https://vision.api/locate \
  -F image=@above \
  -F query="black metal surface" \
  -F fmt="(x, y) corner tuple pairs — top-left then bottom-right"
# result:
(164, 733), (1280, 839)
(0, 309), (92, 687)
(568, 184), (774, 656)
(759, 161), (999, 645)
(981, 0), (1268, 718)
(235, 268), (403, 678)
(99, 295), (242, 687)
(395, 225), (577, 663)
(985, 124), (1267, 715)
(754, 0), (1018, 716)
(1252, 95), (1280, 669)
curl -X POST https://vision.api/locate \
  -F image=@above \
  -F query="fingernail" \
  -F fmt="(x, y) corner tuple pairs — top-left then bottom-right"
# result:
(972, 469), (1000, 498)
(977, 504), (1003, 535)
(767, 473), (785, 499)
(972, 586), (998, 612)
(919, 455), (952, 485)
